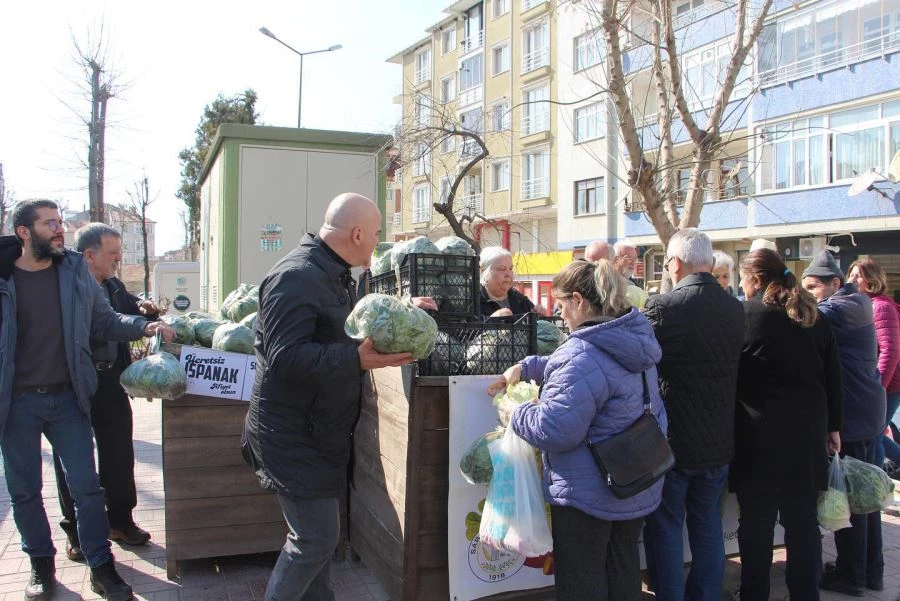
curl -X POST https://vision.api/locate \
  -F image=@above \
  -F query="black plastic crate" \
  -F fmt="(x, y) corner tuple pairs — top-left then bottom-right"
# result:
(420, 313), (538, 377)
(368, 253), (479, 315)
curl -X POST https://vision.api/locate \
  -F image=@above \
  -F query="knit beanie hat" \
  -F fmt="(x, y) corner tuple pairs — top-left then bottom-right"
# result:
(801, 250), (844, 282)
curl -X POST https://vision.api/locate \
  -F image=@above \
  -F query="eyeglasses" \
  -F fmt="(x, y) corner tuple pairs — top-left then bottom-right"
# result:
(37, 219), (67, 232)
(663, 256), (674, 271)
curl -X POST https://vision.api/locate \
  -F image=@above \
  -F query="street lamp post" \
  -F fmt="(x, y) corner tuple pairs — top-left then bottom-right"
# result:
(258, 27), (342, 128)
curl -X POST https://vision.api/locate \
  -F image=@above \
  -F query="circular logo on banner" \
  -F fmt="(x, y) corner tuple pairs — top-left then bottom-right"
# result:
(176, 276), (186, 286)
(173, 295), (191, 311)
(467, 535), (525, 583)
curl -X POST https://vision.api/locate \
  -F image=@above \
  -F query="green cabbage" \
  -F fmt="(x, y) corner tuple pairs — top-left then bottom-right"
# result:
(345, 293), (438, 359)
(183, 310), (214, 325)
(429, 331), (467, 375)
(119, 352), (187, 400)
(391, 236), (440, 270)
(465, 330), (530, 375)
(194, 318), (226, 347)
(212, 323), (256, 355)
(369, 242), (395, 277)
(843, 455), (895, 514)
(536, 320), (566, 355)
(492, 380), (540, 408)
(163, 316), (196, 346)
(817, 488), (851, 531)
(220, 283), (259, 322)
(240, 311), (258, 330)
(460, 428), (504, 485)
(435, 236), (475, 257)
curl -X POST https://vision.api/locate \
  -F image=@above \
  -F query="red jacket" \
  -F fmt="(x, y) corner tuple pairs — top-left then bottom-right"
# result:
(871, 293), (900, 393)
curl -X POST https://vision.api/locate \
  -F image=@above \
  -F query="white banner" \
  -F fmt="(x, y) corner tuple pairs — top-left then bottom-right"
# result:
(179, 346), (253, 401)
(448, 376), (555, 601)
(448, 375), (785, 601)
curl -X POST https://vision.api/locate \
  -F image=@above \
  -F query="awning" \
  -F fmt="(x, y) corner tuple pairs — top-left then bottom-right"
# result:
(513, 250), (573, 276)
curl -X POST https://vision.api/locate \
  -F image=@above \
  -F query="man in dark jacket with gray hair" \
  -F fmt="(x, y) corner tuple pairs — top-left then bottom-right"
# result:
(802, 250), (886, 596)
(242, 193), (420, 601)
(642, 228), (745, 601)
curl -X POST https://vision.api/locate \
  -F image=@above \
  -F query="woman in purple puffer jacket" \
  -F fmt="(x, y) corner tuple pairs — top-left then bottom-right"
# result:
(489, 259), (666, 601)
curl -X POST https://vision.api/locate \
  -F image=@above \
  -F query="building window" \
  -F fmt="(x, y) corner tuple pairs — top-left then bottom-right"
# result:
(462, 3), (484, 52)
(439, 177), (451, 205)
(522, 0), (545, 12)
(574, 102), (604, 143)
(441, 75), (457, 103)
(493, 0), (510, 18)
(491, 101), (511, 132)
(412, 185), (431, 223)
(460, 107), (484, 157)
(674, 0), (705, 17)
(522, 85), (549, 136)
(440, 134), (456, 154)
(460, 55), (484, 91)
(492, 42), (511, 75)
(758, 99), (900, 193)
(492, 159), (510, 191)
(574, 30), (603, 71)
(413, 94), (432, 126)
(682, 40), (751, 107)
(575, 178), (604, 215)
(413, 143), (430, 177)
(522, 150), (549, 199)
(522, 21), (549, 73)
(414, 49), (431, 84)
(441, 27), (457, 54)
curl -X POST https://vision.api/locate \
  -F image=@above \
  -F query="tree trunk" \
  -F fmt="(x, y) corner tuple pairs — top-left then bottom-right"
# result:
(97, 89), (108, 224)
(88, 63), (101, 222)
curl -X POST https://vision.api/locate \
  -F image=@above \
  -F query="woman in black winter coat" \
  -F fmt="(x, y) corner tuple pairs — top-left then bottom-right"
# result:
(731, 249), (843, 601)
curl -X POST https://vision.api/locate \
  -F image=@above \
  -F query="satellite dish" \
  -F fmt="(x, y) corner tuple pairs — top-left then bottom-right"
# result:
(889, 150), (900, 183)
(847, 169), (881, 197)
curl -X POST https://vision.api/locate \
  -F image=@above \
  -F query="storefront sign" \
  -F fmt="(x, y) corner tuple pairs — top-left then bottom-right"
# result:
(180, 346), (253, 401)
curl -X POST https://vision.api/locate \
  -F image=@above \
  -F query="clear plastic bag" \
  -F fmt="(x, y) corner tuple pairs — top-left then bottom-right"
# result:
(478, 425), (553, 556)
(817, 454), (851, 531)
(842, 454), (895, 514)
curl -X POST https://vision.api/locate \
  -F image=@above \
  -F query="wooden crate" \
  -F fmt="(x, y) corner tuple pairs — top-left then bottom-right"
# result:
(350, 367), (553, 601)
(161, 393), (286, 578)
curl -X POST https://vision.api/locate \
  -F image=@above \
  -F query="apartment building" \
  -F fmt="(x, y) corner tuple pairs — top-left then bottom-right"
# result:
(65, 204), (156, 267)
(556, 0), (899, 290)
(388, 0), (567, 313)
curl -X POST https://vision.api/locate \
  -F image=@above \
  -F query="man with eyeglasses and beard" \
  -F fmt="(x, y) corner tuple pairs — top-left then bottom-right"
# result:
(0, 200), (174, 601)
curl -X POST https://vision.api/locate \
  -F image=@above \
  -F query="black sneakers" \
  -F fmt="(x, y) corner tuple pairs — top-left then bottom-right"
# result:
(109, 523), (151, 546)
(65, 536), (85, 562)
(819, 570), (864, 597)
(89, 559), (134, 601)
(24, 556), (56, 600)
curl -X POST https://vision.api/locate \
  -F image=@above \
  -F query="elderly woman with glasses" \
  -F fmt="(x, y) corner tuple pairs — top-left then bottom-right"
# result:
(479, 246), (535, 318)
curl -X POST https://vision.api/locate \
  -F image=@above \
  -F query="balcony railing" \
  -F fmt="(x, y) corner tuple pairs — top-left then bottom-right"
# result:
(412, 206), (430, 224)
(460, 30), (484, 55)
(757, 31), (900, 89)
(414, 68), (431, 85)
(672, 3), (720, 30)
(459, 139), (483, 160)
(522, 177), (548, 200)
(392, 213), (401, 227)
(521, 112), (549, 136)
(458, 84), (483, 108)
(522, 47), (549, 73)
(459, 193), (484, 213)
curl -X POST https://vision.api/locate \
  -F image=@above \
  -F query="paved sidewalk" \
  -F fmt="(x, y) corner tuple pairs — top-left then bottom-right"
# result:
(0, 397), (897, 600)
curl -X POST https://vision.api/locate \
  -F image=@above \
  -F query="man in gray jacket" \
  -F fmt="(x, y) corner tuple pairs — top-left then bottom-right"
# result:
(0, 200), (173, 601)
(243, 193), (421, 601)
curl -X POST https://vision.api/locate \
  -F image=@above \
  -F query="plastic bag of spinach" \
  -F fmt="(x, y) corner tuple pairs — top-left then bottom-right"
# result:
(817, 454), (851, 531)
(536, 320), (566, 356)
(344, 293), (438, 359)
(460, 428), (504, 486)
(842, 455), (895, 514)
(369, 242), (395, 277)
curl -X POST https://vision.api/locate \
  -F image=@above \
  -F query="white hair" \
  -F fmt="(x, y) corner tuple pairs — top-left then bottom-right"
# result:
(712, 250), (734, 272)
(749, 238), (777, 252)
(613, 239), (637, 256)
(479, 246), (512, 285)
(667, 228), (714, 268)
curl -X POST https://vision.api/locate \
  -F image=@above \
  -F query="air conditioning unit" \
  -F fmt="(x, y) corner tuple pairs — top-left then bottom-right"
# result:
(798, 236), (826, 259)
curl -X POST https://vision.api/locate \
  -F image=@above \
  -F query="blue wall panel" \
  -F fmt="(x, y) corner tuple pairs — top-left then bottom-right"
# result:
(753, 186), (900, 226)
(623, 199), (749, 238)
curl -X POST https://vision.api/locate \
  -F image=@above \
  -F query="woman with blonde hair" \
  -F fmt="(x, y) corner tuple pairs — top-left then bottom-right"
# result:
(732, 249), (843, 601)
(489, 259), (666, 601)
(848, 257), (900, 476)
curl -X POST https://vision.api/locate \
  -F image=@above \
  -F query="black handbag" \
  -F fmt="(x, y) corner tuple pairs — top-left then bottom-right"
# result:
(584, 372), (675, 499)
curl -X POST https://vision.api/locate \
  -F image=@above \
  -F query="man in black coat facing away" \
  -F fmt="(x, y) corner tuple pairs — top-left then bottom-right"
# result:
(642, 228), (745, 601)
(53, 223), (167, 561)
(242, 193), (420, 601)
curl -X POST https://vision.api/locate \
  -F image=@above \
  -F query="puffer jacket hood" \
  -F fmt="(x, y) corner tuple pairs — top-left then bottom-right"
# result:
(511, 307), (667, 521)
(0, 235), (22, 280)
(569, 308), (662, 374)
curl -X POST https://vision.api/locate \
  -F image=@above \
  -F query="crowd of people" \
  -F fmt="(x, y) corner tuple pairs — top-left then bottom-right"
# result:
(1, 193), (896, 601)
(489, 230), (897, 601)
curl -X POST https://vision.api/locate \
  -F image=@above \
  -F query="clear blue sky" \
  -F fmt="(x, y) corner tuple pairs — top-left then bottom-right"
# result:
(0, 0), (446, 253)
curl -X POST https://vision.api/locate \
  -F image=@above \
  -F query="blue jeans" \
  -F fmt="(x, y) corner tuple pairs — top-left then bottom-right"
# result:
(834, 438), (883, 588)
(264, 495), (340, 601)
(874, 391), (900, 466)
(0, 389), (111, 567)
(643, 465), (729, 601)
